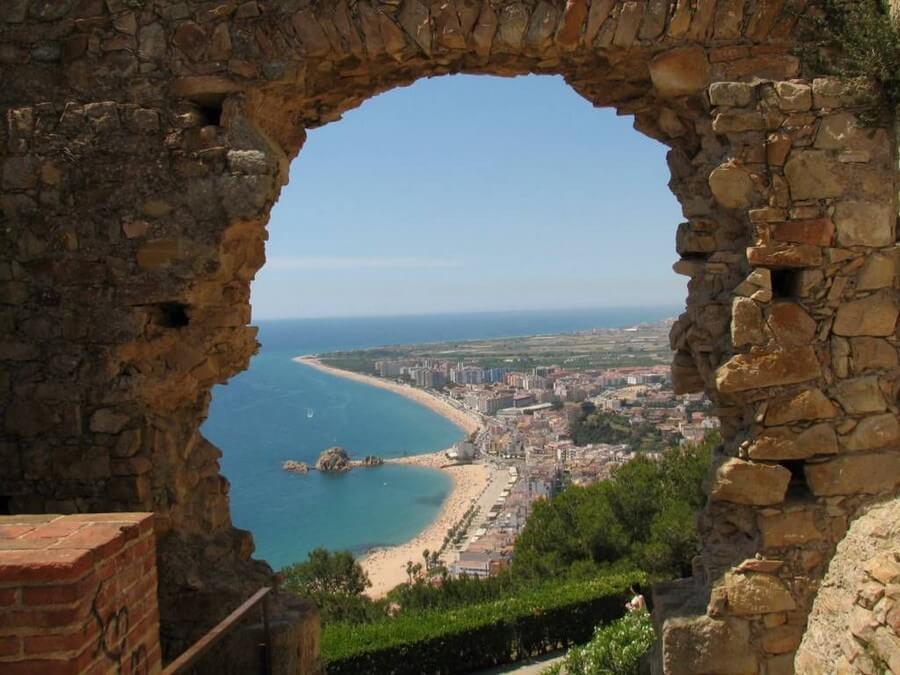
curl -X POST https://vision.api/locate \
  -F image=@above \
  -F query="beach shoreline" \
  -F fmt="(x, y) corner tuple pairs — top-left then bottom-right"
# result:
(294, 356), (482, 436)
(292, 356), (488, 598)
(359, 451), (492, 597)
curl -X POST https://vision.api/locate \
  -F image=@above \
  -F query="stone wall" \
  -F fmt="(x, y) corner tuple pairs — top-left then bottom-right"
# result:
(0, 0), (897, 671)
(796, 496), (900, 675)
(656, 72), (900, 674)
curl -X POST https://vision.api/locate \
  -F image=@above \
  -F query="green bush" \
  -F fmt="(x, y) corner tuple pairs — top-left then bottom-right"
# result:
(542, 609), (655, 675)
(322, 572), (645, 675)
(384, 570), (518, 614)
(804, 0), (900, 112)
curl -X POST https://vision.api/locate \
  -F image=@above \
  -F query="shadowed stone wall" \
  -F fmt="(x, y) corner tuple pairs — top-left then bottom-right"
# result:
(0, 0), (897, 671)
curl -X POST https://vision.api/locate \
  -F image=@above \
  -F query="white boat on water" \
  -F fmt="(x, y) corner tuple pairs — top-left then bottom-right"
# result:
(306, 408), (314, 419)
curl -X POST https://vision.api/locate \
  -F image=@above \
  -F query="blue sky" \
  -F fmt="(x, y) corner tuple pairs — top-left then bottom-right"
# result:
(252, 74), (685, 319)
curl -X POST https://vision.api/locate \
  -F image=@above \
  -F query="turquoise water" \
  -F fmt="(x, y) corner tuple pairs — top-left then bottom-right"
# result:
(202, 307), (677, 569)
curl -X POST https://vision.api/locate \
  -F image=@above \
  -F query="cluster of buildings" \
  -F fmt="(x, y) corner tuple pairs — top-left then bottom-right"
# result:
(379, 357), (708, 436)
(375, 359), (508, 389)
(430, 362), (718, 579)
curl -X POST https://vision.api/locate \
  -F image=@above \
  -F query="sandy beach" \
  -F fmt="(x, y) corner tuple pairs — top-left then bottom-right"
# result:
(360, 451), (491, 597)
(294, 356), (482, 436)
(292, 356), (488, 598)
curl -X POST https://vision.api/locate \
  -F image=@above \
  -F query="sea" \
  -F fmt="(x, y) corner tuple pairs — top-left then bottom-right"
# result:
(202, 306), (678, 570)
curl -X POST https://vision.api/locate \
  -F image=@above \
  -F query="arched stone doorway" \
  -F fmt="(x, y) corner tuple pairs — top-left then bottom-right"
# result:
(1, 1), (897, 671)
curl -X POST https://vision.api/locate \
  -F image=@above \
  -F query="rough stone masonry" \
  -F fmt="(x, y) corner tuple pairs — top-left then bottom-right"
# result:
(0, 0), (898, 673)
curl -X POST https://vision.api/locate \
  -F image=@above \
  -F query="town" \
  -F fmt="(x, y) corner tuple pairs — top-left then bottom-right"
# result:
(324, 322), (719, 581)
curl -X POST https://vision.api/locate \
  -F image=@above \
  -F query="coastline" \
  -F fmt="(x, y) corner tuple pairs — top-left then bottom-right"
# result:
(294, 356), (482, 436)
(292, 356), (487, 598)
(360, 451), (492, 598)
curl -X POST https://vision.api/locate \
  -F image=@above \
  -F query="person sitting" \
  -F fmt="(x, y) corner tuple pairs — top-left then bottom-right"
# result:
(625, 585), (646, 613)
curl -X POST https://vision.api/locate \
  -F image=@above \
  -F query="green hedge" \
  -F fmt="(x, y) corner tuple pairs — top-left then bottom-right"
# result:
(322, 571), (645, 675)
(544, 609), (655, 675)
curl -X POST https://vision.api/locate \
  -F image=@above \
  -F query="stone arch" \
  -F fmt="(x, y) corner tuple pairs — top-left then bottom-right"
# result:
(1, 1), (898, 671)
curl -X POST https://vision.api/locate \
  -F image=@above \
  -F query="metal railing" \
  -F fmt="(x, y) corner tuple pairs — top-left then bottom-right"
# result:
(162, 587), (273, 675)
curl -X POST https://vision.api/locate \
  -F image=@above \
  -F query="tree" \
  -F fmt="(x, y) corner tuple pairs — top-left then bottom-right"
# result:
(511, 487), (594, 580)
(281, 548), (382, 625)
(282, 548), (371, 596)
(405, 560), (423, 584)
(512, 433), (717, 581)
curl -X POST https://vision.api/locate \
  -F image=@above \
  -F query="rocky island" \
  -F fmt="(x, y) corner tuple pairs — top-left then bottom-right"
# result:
(282, 447), (385, 475)
(281, 460), (309, 474)
(315, 446), (353, 472)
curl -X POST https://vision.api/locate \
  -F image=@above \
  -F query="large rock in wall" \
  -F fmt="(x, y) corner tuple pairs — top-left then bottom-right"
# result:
(796, 497), (900, 675)
(0, 0), (897, 672)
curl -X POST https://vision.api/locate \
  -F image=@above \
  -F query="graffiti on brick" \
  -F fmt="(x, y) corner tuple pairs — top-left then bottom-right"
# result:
(130, 644), (149, 675)
(91, 579), (148, 675)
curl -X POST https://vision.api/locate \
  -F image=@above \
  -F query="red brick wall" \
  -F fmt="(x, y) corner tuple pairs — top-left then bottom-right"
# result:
(0, 513), (161, 675)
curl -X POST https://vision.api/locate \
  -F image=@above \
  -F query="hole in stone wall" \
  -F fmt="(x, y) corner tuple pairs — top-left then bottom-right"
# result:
(771, 269), (799, 298)
(151, 302), (190, 329)
(0, 496), (11, 515)
(197, 102), (223, 127)
(184, 93), (226, 126)
(782, 460), (812, 499)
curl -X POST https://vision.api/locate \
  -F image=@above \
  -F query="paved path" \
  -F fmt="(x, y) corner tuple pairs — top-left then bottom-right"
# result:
(444, 462), (510, 557)
(468, 464), (513, 533)
(470, 651), (565, 675)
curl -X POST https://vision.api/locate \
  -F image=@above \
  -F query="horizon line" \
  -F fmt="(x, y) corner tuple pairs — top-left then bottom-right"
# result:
(252, 304), (683, 322)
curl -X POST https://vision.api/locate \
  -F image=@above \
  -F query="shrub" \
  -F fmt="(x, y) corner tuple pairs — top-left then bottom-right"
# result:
(385, 570), (518, 614)
(322, 571), (645, 675)
(803, 0), (900, 113)
(542, 609), (655, 675)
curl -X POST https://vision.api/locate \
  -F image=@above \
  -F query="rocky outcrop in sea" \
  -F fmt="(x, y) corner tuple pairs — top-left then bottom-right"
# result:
(282, 460), (309, 474)
(282, 448), (386, 475)
(316, 447), (352, 472)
